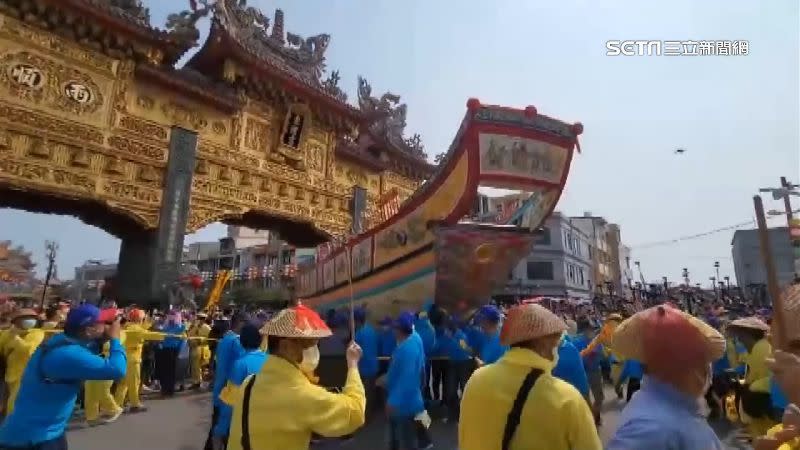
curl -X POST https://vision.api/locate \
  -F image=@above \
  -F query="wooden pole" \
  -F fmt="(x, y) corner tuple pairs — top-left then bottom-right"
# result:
(346, 242), (356, 340)
(754, 195), (786, 348)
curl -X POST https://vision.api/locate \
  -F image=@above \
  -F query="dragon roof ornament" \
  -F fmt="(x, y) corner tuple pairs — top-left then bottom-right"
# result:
(171, 0), (346, 101)
(357, 77), (426, 159)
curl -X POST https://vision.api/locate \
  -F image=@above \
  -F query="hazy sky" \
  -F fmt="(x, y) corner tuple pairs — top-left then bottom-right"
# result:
(1, 0), (798, 286)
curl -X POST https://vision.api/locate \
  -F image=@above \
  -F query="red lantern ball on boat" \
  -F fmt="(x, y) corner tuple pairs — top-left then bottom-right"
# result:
(466, 98), (481, 110)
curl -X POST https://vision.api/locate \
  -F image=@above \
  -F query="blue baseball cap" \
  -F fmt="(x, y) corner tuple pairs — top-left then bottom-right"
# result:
(354, 307), (367, 323)
(393, 312), (415, 334)
(477, 305), (501, 323)
(65, 304), (101, 329)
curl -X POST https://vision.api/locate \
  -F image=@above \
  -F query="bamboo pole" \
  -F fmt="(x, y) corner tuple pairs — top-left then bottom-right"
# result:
(346, 241), (356, 340)
(754, 195), (786, 349)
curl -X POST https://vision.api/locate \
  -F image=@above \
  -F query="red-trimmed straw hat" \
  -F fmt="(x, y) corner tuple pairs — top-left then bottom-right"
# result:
(261, 304), (332, 339)
(612, 304), (725, 371)
(500, 303), (567, 346)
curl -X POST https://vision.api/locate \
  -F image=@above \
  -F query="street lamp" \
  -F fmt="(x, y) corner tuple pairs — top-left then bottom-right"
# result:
(714, 261), (720, 283)
(710, 276), (718, 300)
(77, 259), (103, 302)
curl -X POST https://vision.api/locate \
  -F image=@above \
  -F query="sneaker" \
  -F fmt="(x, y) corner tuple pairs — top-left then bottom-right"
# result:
(102, 409), (124, 424)
(128, 406), (148, 414)
(85, 419), (103, 427)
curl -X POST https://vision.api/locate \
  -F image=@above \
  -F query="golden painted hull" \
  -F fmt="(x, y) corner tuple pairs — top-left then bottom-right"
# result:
(299, 99), (582, 316)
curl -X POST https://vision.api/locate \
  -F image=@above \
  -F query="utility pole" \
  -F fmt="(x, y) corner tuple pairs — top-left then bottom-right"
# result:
(39, 240), (58, 310)
(753, 195), (786, 348)
(781, 177), (795, 222)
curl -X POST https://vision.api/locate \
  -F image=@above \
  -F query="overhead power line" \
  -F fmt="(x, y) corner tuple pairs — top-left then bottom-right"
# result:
(630, 208), (800, 250)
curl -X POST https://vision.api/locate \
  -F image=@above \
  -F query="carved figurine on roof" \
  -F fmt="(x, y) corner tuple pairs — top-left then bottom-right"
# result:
(357, 77), (426, 160)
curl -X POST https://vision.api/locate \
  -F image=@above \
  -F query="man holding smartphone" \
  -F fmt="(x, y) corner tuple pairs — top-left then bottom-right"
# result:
(0, 305), (127, 450)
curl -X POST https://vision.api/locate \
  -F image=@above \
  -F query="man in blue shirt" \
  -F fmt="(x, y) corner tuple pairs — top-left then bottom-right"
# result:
(553, 334), (590, 400)
(157, 310), (186, 397)
(204, 312), (247, 450)
(414, 304), (436, 402)
(0, 305), (126, 449)
(383, 312), (426, 450)
(212, 322), (267, 449)
(353, 307), (379, 416)
(441, 317), (474, 422)
(572, 318), (604, 425)
(377, 316), (396, 371)
(607, 305), (725, 450)
(475, 305), (507, 365)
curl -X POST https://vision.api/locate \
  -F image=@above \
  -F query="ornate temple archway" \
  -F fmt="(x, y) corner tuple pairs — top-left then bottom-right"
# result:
(0, 0), (433, 303)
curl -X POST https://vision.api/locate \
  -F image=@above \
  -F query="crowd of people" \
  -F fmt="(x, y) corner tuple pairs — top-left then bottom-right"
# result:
(0, 284), (798, 450)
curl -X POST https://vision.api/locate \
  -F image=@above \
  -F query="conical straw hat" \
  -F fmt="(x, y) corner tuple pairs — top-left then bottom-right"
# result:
(782, 283), (800, 341)
(500, 303), (566, 346)
(261, 304), (332, 339)
(729, 316), (770, 332)
(613, 304), (725, 365)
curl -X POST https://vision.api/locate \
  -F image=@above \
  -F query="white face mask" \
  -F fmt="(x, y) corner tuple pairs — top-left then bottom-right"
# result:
(19, 319), (37, 330)
(551, 338), (561, 367)
(300, 345), (320, 373)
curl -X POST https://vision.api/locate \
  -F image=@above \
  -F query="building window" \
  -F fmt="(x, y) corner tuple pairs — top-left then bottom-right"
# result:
(527, 261), (554, 280)
(534, 227), (551, 245)
(579, 268), (585, 285)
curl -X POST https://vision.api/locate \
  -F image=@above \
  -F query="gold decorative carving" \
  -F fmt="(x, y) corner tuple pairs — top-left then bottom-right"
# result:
(107, 136), (166, 161)
(244, 117), (270, 152)
(136, 96), (155, 110)
(199, 142), (259, 168)
(51, 167), (95, 193)
(26, 138), (49, 158)
(212, 121), (227, 135)
(1, 19), (116, 74)
(306, 139), (326, 173)
(239, 171), (252, 187)
(0, 52), (103, 115)
(104, 157), (124, 175)
(161, 101), (208, 130)
(260, 178), (272, 192)
(102, 180), (160, 204)
(192, 179), (258, 204)
(69, 148), (90, 167)
(0, 104), (104, 145)
(218, 166), (232, 182)
(195, 159), (209, 175)
(118, 115), (168, 141)
(0, 158), (50, 182)
(137, 166), (160, 183)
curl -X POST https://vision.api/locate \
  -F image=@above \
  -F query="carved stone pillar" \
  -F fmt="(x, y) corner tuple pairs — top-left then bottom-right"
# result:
(116, 127), (198, 306)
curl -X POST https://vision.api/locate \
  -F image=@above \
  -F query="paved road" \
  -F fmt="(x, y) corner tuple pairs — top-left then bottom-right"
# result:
(68, 389), (746, 449)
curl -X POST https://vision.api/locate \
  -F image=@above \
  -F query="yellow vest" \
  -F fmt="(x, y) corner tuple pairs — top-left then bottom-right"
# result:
(3, 328), (45, 383)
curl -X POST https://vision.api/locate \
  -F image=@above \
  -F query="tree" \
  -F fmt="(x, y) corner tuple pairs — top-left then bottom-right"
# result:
(433, 152), (446, 165)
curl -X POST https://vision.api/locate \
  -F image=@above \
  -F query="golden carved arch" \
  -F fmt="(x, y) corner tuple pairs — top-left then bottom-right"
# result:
(0, 12), (428, 247)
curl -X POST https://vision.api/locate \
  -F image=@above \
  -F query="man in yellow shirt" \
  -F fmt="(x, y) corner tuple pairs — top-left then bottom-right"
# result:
(84, 308), (125, 425)
(730, 316), (774, 437)
(188, 312), (212, 389)
(459, 303), (602, 450)
(2, 308), (45, 415)
(114, 308), (165, 412)
(227, 304), (366, 450)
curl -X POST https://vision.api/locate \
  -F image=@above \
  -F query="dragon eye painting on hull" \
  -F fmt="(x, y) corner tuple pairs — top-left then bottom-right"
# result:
(299, 99), (583, 319)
